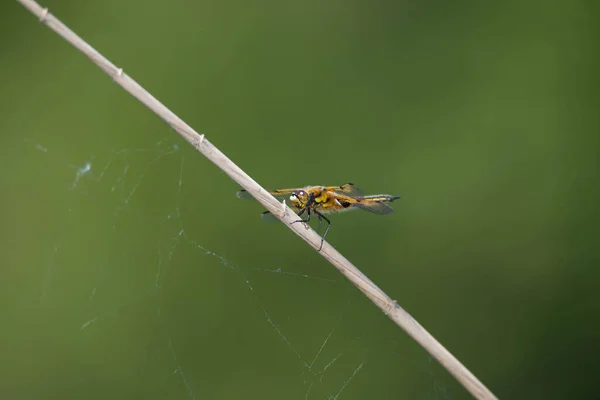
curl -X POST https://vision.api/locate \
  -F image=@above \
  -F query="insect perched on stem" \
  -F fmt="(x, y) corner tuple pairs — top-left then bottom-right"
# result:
(237, 183), (401, 251)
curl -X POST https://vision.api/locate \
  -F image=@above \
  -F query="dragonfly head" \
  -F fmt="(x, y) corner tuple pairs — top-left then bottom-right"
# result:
(290, 190), (309, 209)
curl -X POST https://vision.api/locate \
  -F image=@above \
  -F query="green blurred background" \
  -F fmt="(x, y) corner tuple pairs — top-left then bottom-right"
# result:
(1, 0), (598, 399)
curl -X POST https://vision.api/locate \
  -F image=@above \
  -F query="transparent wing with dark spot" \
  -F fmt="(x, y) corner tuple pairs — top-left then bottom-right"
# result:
(236, 189), (255, 200)
(354, 202), (394, 214)
(236, 188), (295, 201)
(260, 211), (279, 222)
(332, 183), (364, 197)
(237, 187), (302, 221)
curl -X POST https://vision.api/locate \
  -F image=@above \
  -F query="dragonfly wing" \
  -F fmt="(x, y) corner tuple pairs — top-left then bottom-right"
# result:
(238, 187), (302, 221)
(236, 188), (296, 201)
(239, 185), (359, 200)
(260, 211), (279, 222)
(331, 183), (364, 197)
(354, 202), (395, 214)
(236, 189), (255, 200)
(261, 206), (302, 221)
(269, 188), (300, 197)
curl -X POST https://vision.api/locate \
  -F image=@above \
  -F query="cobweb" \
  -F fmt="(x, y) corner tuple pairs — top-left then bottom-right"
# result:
(22, 134), (456, 399)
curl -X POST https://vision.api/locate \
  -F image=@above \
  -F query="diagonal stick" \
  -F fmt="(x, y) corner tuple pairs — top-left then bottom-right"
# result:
(16, 1), (498, 398)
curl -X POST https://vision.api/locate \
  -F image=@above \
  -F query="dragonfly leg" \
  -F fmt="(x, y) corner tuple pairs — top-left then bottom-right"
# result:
(292, 208), (311, 224)
(314, 210), (330, 251)
(316, 214), (322, 235)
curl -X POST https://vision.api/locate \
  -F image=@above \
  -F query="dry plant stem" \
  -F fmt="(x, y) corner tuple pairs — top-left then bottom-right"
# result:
(17, 1), (498, 399)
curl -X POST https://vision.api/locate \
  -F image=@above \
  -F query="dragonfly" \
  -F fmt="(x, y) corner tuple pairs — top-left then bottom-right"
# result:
(237, 183), (401, 250)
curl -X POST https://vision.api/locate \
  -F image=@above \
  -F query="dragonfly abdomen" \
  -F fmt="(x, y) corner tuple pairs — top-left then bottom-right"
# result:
(362, 195), (401, 202)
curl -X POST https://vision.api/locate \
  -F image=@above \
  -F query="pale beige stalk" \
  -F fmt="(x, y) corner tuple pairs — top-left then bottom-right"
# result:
(16, 1), (498, 398)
